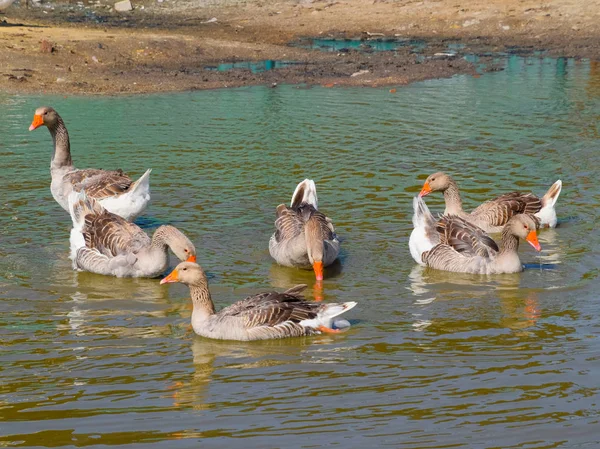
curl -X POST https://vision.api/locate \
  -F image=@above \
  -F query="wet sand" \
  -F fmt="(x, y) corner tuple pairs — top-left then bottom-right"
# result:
(1, 0), (599, 95)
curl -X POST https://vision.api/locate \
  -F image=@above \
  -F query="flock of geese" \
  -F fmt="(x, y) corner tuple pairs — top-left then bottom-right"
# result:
(29, 106), (563, 341)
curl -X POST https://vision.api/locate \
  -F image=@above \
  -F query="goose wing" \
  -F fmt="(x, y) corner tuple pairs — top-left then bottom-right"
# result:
(65, 169), (135, 199)
(470, 192), (542, 227)
(220, 285), (320, 328)
(82, 209), (150, 256)
(272, 204), (306, 243)
(437, 215), (499, 257)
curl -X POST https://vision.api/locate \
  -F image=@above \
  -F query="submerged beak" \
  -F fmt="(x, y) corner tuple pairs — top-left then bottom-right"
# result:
(29, 114), (44, 131)
(313, 261), (324, 281)
(160, 268), (179, 285)
(419, 181), (432, 197)
(185, 254), (196, 263)
(525, 230), (542, 251)
(313, 281), (324, 302)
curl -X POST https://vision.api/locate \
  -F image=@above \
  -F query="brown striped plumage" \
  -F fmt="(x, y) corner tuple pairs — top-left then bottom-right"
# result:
(273, 204), (336, 244)
(436, 214), (499, 257)
(470, 191), (542, 227)
(80, 201), (150, 256)
(65, 168), (136, 200)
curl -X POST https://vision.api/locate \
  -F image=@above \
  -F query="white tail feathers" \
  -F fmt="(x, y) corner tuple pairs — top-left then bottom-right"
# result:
(300, 301), (357, 331)
(291, 179), (318, 209)
(541, 180), (562, 208)
(412, 196), (436, 230)
(319, 301), (357, 322)
(129, 168), (152, 196)
(409, 196), (438, 265)
(68, 190), (104, 230)
(536, 180), (562, 228)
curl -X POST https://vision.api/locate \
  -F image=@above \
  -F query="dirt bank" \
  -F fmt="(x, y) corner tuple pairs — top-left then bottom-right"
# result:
(1, 0), (599, 95)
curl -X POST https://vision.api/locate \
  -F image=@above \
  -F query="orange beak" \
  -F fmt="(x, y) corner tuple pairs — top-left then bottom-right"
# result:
(525, 230), (541, 251)
(185, 254), (196, 263)
(160, 268), (179, 285)
(419, 181), (432, 197)
(313, 261), (324, 281)
(29, 114), (44, 131)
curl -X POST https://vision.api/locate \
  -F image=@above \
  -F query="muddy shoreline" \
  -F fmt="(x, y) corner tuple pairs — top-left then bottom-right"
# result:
(1, 0), (599, 95)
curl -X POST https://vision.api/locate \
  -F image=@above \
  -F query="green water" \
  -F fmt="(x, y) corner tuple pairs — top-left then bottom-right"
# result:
(1, 56), (599, 448)
(297, 37), (427, 52)
(204, 60), (306, 73)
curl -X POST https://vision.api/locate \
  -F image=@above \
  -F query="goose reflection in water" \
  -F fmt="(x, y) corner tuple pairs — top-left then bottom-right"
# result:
(169, 337), (313, 411)
(268, 258), (343, 302)
(408, 265), (543, 331)
(58, 273), (175, 337)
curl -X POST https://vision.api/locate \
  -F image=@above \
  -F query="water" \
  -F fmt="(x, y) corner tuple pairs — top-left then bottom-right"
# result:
(296, 37), (428, 53)
(204, 60), (307, 73)
(1, 56), (599, 448)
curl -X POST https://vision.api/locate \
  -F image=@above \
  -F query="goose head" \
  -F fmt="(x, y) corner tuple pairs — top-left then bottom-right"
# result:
(165, 226), (196, 263)
(419, 172), (452, 197)
(29, 106), (60, 131)
(160, 261), (206, 286)
(508, 214), (541, 251)
(153, 225), (197, 263)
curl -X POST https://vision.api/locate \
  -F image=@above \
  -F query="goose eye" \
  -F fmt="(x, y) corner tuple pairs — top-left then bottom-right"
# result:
(523, 225), (528, 229)
(184, 249), (188, 253)
(431, 178), (436, 182)
(182, 267), (187, 271)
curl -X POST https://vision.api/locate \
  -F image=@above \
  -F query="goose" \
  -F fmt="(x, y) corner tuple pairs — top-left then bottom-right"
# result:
(269, 179), (340, 281)
(409, 196), (541, 274)
(29, 106), (151, 221)
(418, 172), (562, 232)
(68, 190), (196, 278)
(160, 261), (357, 341)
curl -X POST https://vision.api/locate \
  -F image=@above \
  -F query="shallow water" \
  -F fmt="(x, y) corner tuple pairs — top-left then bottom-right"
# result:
(297, 37), (427, 52)
(204, 60), (307, 73)
(1, 56), (599, 448)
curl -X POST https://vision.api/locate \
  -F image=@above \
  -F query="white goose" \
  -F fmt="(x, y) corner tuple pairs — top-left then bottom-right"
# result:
(29, 106), (151, 221)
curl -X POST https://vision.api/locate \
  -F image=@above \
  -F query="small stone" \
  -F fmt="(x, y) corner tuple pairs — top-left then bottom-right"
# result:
(501, 25), (510, 30)
(40, 39), (54, 53)
(56, 77), (66, 83)
(351, 69), (369, 77)
(114, 0), (132, 12)
(462, 18), (480, 27)
(91, 55), (99, 63)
